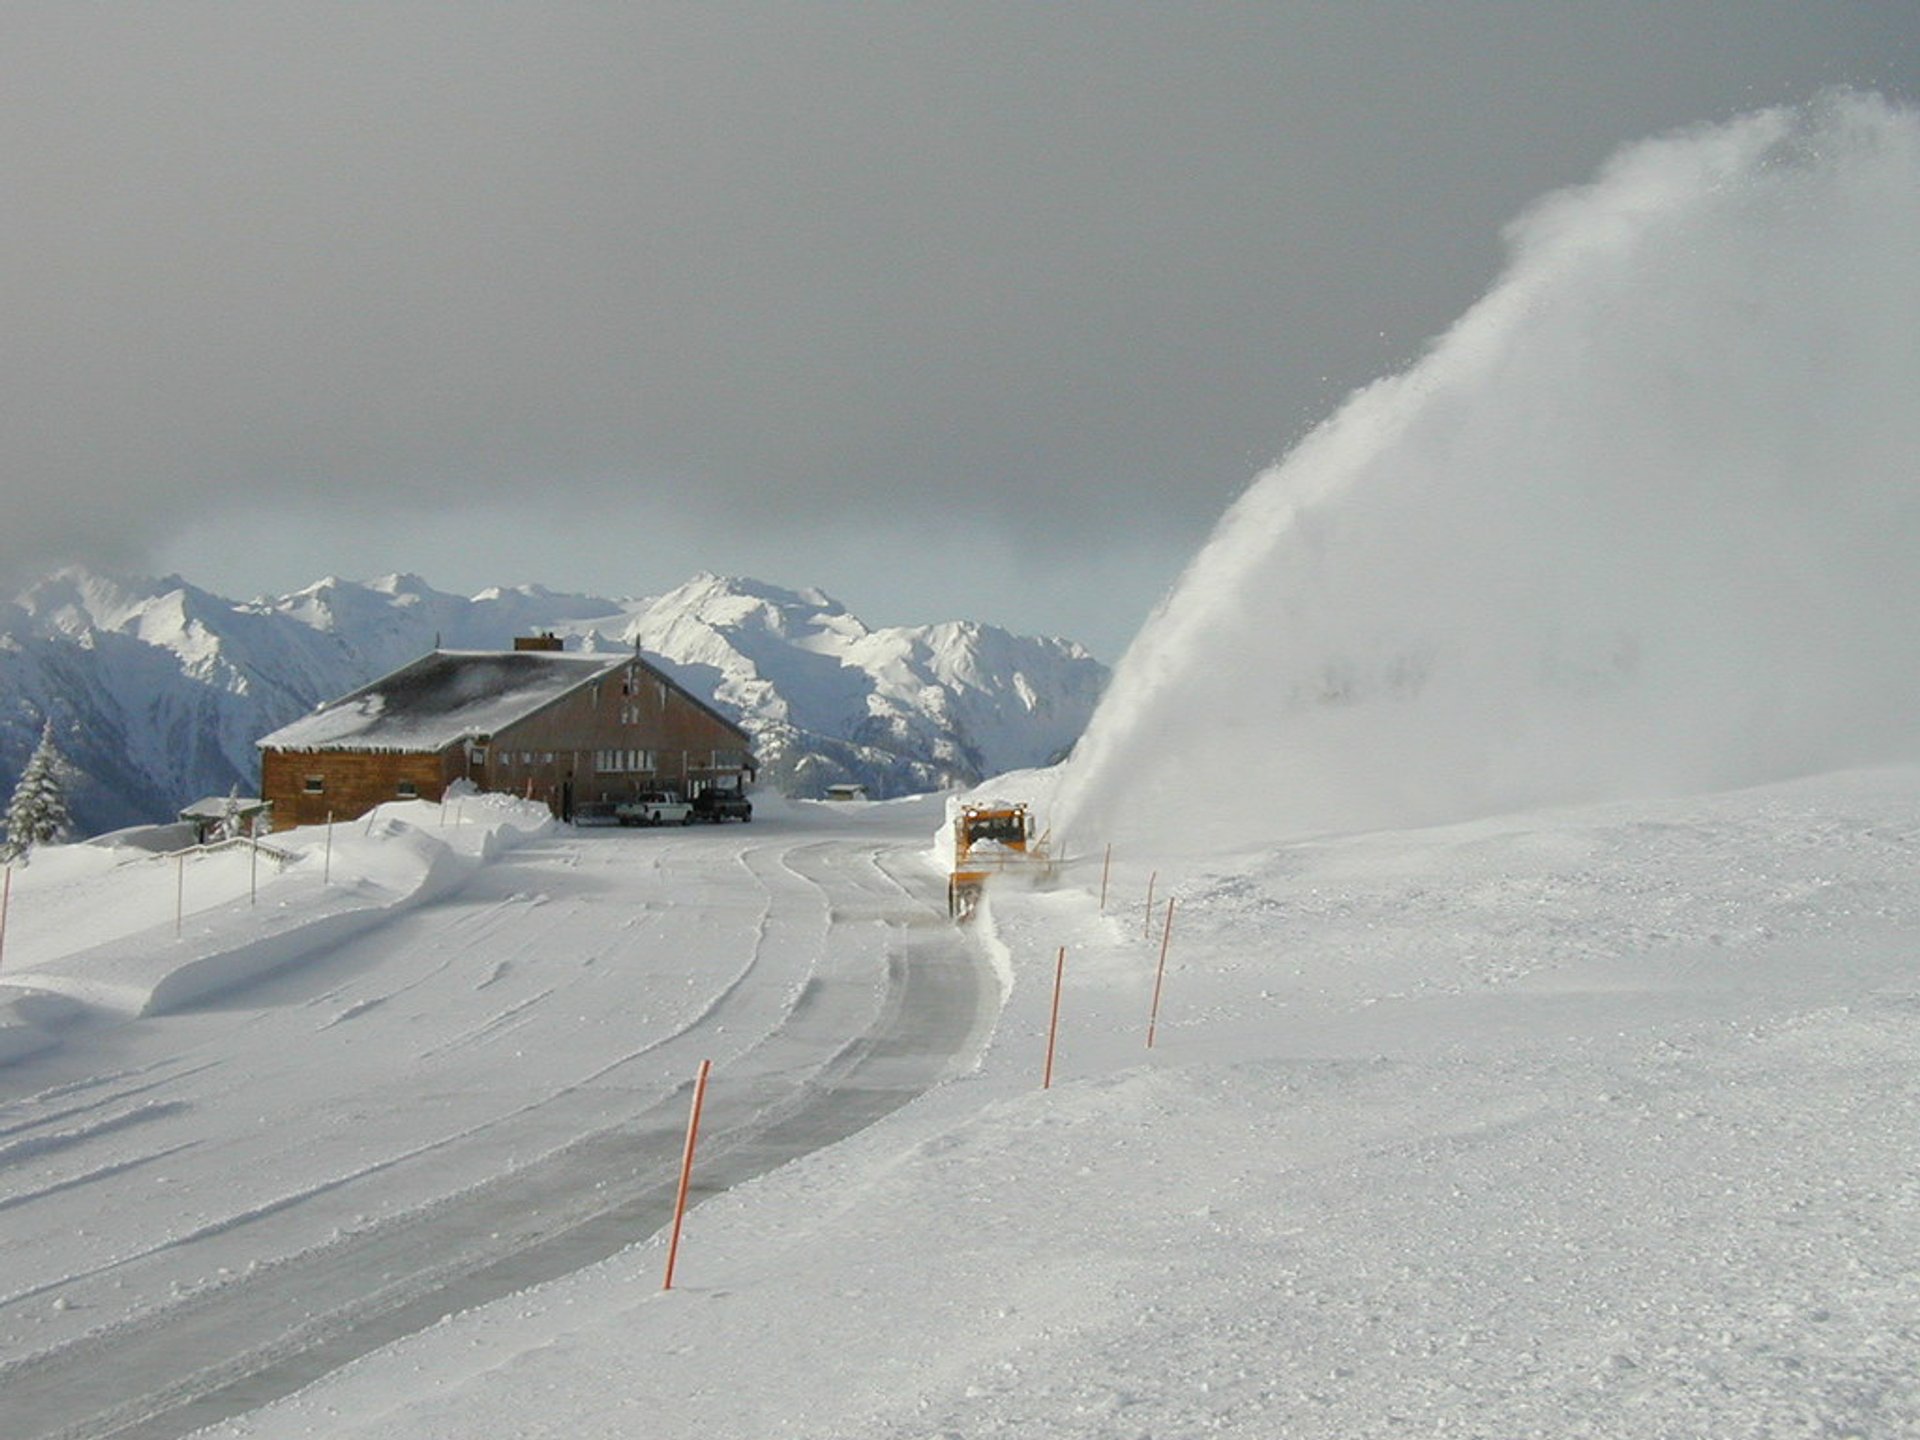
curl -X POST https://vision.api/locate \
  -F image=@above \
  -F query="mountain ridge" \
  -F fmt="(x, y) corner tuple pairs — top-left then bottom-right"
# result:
(0, 568), (1107, 835)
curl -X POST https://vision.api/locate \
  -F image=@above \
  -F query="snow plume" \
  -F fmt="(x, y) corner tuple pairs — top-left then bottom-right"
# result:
(1057, 94), (1920, 859)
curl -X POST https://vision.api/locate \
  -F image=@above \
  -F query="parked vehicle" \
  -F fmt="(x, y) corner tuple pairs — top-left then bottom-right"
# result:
(691, 787), (753, 823)
(615, 790), (694, 826)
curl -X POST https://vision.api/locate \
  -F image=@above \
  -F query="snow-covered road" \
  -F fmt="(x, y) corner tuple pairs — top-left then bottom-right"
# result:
(0, 797), (989, 1440)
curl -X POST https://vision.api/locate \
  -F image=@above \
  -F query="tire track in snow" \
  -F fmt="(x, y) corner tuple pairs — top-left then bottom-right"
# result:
(0, 1058), (221, 1132)
(0, 1140), (201, 1216)
(123, 862), (976, 1440)
(0, 824), (990, 1440)
(0, 1101), (193, 1172)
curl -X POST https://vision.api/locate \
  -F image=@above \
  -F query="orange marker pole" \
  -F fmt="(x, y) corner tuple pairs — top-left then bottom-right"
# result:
(1147, 896), (1177, 1049)
(1142, 871), (1158, 939)
(663, 1058), (713, 1291)
(1043, 945), (1067, 1089)
(1098, 844), (1112, 913)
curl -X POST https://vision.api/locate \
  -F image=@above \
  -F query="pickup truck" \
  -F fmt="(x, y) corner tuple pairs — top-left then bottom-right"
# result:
(614, 790), (694, 826)
(691, 788), (753, 823)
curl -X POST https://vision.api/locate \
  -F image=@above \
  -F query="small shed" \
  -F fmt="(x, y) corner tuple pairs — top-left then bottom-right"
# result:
(824, 783), (869, 802)
(178, 795), (271, 845)
(257, 647), (756, 829)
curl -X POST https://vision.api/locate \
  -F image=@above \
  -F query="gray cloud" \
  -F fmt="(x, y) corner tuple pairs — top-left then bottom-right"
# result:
(5, 3), (1915, 655)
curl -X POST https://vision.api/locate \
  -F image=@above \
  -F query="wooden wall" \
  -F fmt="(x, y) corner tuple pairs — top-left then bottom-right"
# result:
(260, 748), (462, 831)
(486, 660), (754, 812)
(260, 657), (754, 828)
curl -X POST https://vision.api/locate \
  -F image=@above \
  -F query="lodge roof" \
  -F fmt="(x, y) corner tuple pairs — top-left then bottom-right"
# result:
(257, 650), (628, 755)
(178, 794), (267, 820)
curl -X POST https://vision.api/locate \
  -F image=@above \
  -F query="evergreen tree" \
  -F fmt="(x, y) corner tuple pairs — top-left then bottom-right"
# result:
(3, 720), (73, 864)
(219, 782), (244, 843)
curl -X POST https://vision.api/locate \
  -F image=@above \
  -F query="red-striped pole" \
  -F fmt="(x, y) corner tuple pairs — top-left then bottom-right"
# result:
(1147, 897), (1177, 1048)
(1098, 844), (1112, 913)
(663, 1058), (713, 1291)
(1043, 946), (1067, 1089)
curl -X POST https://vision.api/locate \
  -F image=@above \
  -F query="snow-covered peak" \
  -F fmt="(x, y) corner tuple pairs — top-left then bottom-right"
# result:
(368, 573), (437, 602)
(637, 573), (864, 647)
(12, 568), (249, 661)
(14, 566), (166, 636)
(0, 566), (1109, 829)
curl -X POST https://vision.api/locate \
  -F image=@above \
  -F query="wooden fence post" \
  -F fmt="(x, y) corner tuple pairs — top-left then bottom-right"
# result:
(1147, 897), (1177, 1049)
(663, 1058), (714, 1291)
(1043, 946), (1067, 1089)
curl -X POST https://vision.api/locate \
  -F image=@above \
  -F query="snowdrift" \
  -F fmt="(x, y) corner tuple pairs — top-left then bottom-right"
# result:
(1058, 94), (1920, 860)
(0, 797), (552, 1061)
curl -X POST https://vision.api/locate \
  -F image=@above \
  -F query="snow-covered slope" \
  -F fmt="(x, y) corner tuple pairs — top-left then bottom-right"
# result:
(0, 568), (1107, 834)
(600, 574), (1106, 797)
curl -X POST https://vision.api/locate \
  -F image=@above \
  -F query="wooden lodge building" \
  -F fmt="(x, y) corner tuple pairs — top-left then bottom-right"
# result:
(257, 635), (756, 829)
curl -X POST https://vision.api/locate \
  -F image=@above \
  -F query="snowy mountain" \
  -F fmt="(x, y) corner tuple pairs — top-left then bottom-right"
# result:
(594, 574), (1106, 797)
(0, 568), (1107, 834)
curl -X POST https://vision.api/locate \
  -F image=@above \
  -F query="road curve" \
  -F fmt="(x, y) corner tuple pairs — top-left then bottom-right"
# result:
(0, 821), (993, 1440)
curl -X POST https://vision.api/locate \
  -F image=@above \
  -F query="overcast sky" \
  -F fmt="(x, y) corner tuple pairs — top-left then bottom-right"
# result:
(4, 4), (1915, 658)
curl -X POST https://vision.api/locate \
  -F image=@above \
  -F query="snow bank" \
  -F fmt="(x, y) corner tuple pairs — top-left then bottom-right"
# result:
(200, 765), (1920, 1440)
(1058, 94), (1920, 861)
(0, 796), (552, 1047)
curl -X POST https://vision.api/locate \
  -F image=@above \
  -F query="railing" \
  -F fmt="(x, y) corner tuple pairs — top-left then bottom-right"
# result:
(149, 835), (298, 866)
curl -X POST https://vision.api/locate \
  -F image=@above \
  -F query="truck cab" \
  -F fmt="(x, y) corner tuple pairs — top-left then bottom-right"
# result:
(615, 790), (693, 826)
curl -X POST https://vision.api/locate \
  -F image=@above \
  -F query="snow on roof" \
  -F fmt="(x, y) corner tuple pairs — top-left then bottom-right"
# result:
(178, 795), (266, 819)
(258, 650), (625, 754)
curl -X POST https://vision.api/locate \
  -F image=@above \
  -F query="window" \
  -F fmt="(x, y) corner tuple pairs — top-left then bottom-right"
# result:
(595, 749), (655, 774)
(303, 775), (325, 794)
(396, 780), (418, 798)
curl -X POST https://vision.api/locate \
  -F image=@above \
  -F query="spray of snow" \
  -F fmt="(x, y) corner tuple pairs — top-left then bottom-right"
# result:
(1057, 94), (1920, 858)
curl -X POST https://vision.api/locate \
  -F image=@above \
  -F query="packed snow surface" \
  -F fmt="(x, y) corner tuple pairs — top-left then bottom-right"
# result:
(0, 767), (1907, 1439)
(0, 793), (993, 1438)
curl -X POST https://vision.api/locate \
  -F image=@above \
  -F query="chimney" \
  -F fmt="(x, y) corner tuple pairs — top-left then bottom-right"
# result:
(514, 632), (565, 652)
